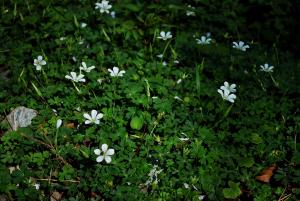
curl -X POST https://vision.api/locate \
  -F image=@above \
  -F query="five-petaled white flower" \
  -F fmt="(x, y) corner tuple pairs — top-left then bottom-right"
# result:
(218, 88), (236, 103)
(65, 72), (86, 82)
(94, 144), (115, 163)
(232, 41), (250, 51)
(95, 0), (112, 14)
(108, 67), (126, 77)
(33, 56), (46, 71)
(80, 62), (95, 73)
(145, 165), (163, 186)
(157, 31), (172, 40)
(83, 110), (103, 125)
(220, 81), (236, 93)
(260, 63), (274, 73)
(196, 36), (212, 45)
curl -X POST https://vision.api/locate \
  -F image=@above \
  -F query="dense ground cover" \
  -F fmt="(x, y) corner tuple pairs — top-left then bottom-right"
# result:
(0, 0), (299, 200)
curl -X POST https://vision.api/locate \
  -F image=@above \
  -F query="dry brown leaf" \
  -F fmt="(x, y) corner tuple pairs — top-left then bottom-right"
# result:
(66, 122), (75, 129)
(50, 191), (63, 201)
(256, 164), (277, 183)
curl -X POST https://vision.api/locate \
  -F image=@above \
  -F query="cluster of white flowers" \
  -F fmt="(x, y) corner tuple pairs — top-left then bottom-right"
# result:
(144, 165), (163, 186)
(218, 81), (237, 103)
(94, 144), (115, 163)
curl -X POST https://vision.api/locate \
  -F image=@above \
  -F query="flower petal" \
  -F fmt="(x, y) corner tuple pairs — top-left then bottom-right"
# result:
(101, 144), (108, 152)
(96, 113), (103, 119)
(65, 75), (72, 80)
(94, 149), (101, 155)
(113, 67), (119, 74)
(83, 113), (92, 120)
(70, 72), (76, 79)
(85, 120), (91, 124)
(96, 155), (104, 163)
(91, 110), (98, 119)
(106, 148), (115, 156)
(38, 56), (43, 61)
(105, 156), (112, 163)
(217, 89), (224, 98)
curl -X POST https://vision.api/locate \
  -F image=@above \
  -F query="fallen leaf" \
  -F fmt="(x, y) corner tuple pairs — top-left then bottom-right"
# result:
(66, 122), (75, 129)
(6, 106), (38, 130)
(256, 164), (277, 183)
(50, 191), (63, 201)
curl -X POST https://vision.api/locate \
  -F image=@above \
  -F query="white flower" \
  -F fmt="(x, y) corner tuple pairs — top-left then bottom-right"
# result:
(196, 36), (212, 45)
(220, 81), (236, 93)
(33, 183), (40, 190)
(232, 41), (250, 51)
(94, 144), (115, 163)
(178, 137), (189, 141)
(33, 56), (46, 71)
(79, 62), (95, 73)
(97, 78), (104, 84)
(183, 183), (190, 189)
(156, 54), (163, 58)
(177, 79), (182, 84)
(59, 37), (66, 41)
(179, 132), (189, 141)
(83, 110), (103, 125)
(162, 61), (167, 66)
(199, 195), (205, 200)
(218, 88), (236, 103)
(186, 5), (196, 16)
(81, 22), (87, 28)
(260, 63), (274, 72)
(174, 60), (179, 64)
(157, 31), (172, 40)
(174, 96), (183, 101)
(108, 66), (126, 77)
(95, 0), (112, 14)
(72, 56), (77, 62)
(111, 11), (116, 18)
(65, 72), (86, 82)
(56, 119), (62, 129)
(145, 165), (163, 186)
(78, 38), (84, 45)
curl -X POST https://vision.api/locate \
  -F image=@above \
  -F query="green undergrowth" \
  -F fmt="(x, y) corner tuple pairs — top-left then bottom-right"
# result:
(0, 0), (299, 200)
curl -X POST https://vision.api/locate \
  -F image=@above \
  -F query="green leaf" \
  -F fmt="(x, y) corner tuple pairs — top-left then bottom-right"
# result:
(223, 181), (241, 199)
(239, 157), (255, 168)
(130, 116), (144, 130)
(250, 133), (263, 144)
